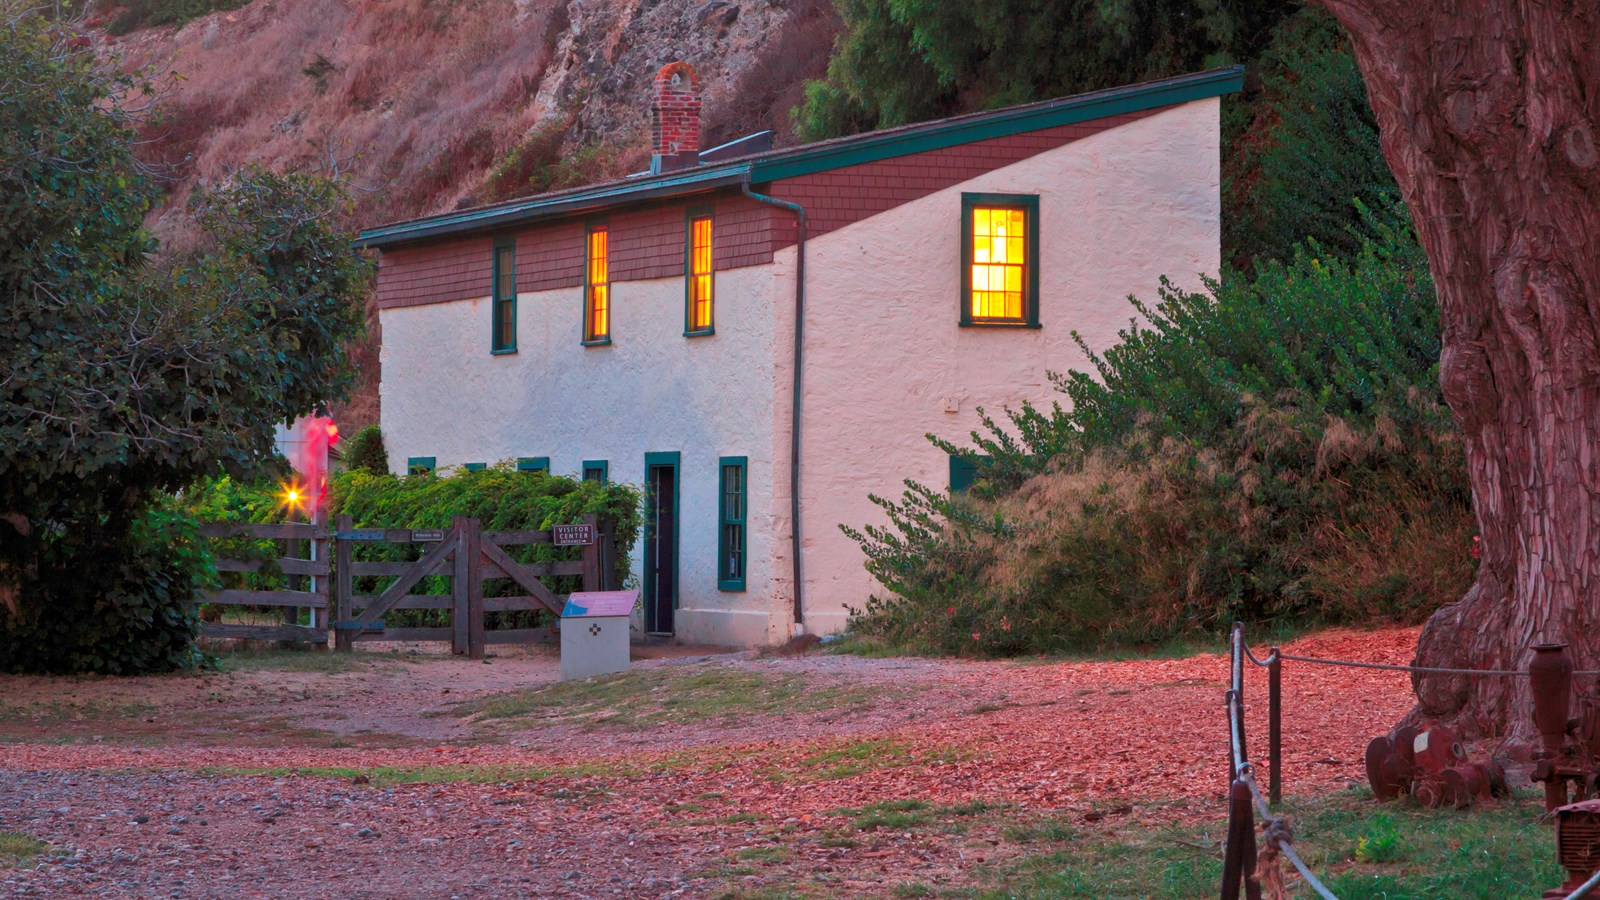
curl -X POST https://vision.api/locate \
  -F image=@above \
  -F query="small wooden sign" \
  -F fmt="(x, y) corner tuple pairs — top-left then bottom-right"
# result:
(411, 529), (447, 542)
(552, 523), (596, 547)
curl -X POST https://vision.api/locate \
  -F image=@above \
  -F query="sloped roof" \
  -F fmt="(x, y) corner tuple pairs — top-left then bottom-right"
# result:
(356, 67), (1243, 250)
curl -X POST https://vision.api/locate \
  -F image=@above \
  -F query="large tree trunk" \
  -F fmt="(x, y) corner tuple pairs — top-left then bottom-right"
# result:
(1316, 0), (1600, 743)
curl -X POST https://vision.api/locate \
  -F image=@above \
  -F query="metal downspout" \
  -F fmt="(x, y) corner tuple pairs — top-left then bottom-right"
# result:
(740, 178), (807, 629)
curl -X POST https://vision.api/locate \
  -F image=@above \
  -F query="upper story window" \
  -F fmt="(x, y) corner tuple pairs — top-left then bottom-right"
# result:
(584, 225), (611, 345)
(491, 239), (516, 353)
(685, 211), (714, 336)
(960, 193), (1040, 328)
(582, 460), (609, 483)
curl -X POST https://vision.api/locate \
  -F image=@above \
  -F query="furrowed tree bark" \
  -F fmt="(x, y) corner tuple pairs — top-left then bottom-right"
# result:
(1316, 0), (1600, 742)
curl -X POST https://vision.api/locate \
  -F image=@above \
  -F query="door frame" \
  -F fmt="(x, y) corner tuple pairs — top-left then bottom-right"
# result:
(643, 451), (681, 635)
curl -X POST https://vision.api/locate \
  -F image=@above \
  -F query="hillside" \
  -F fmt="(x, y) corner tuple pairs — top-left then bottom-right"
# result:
(96, 0), (838, 421)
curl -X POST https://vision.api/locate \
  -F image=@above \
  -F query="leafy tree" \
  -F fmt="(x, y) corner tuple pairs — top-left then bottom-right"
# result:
(0, 6), (369, 673)
(1316, 0), (1600, 743)
(794, 0), (1286, 139)
(342, 425), (390, 476)
(1222, 8), (1399, 268)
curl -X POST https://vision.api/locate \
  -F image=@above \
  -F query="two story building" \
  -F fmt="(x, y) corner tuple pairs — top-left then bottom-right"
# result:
(357, 63), (1238, 647)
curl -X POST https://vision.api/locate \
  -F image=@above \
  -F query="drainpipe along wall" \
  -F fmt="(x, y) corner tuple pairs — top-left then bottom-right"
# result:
(740, 179), (807, 630)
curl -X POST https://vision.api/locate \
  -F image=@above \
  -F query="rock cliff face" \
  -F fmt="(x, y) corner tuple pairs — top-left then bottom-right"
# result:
(106, 0), (831, 232)
(99, 0), (835, 421)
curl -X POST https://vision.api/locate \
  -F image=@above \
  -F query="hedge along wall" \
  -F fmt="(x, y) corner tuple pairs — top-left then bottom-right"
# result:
(328, 463), (643, 629)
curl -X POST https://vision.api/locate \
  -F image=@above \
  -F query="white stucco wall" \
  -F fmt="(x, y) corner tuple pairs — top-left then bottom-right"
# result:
(379, 263), (789, 646)
(792, 98), (1223, 635)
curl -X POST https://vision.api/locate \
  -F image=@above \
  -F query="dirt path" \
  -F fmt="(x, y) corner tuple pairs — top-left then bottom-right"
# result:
(0, 628), (1419, 898)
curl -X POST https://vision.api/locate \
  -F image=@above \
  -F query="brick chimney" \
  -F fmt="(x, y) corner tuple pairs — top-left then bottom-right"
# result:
(651, 61), (701, 174)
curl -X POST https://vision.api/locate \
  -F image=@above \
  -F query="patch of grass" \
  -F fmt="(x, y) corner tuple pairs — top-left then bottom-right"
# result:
(456, 664), (884, 730)
(735, 846), (790, 863)
(772, 738), (967, 782)
(199, 761), (630, 785)
(971, 792), (1560, 899)
(0, 833), (50, 868)
(209, 647), (413, 674)
(1001, 818), (1078, 844)
(893, 884), (936, 898)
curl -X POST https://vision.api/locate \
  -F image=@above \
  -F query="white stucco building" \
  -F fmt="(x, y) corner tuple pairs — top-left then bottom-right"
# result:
(357, 64), (1237, 647)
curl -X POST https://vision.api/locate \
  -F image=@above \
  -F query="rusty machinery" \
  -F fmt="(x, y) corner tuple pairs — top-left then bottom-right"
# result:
(1527, 642), (1600, 813)
(1546, 799), (1600, 898)
(1365, 721), (1508, 809)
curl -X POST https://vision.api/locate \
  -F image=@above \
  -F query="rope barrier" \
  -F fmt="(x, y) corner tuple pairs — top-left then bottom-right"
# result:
(1247, 647), (1600, 677)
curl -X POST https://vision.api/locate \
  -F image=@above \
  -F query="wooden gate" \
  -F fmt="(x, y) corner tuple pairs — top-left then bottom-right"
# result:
(193, 520), (331, 642)
(331, 514), (607, 658)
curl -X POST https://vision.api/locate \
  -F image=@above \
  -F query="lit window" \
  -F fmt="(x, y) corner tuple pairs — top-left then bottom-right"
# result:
(491, 240), (516, 353)
(961, 194), (1039, 327)
(718, 456), (747, 591)
(582, 460), (609, 483)
(685, 212), (713, 335)
(584, 225), (610, 344)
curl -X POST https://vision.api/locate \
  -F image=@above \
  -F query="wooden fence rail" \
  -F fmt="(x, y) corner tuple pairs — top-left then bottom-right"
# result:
(194, 515), (609, 658)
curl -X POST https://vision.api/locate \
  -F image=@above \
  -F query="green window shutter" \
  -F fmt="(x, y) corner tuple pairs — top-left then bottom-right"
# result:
(960, 193), (1041, 329)
(948, 454), (992, 493)
(718, 456), (748, 591)
(464, 462), (486, 472)
(582, 460), (609, 483)
(407, 456), (436, 475)
(491, 238), (517, 354)
(517, 456), (550, 473)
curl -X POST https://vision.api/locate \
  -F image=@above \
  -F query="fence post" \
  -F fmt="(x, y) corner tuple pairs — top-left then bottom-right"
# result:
(580, 514), (601, 593)
(1220, 779), (1261, 900)
(451, 516), (470, 655)
(334, 514), (354, 652)
(310, 508), (329, 642)
(465, 517), (485, 660)
(598, 516), (617, 591)
(1268, 648), (1282, 807)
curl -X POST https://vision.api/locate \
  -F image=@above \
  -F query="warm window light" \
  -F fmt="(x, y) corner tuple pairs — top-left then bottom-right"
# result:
(688, 215), (713, 332)
(970, 207), (1027, 321)
(586, 227), (610, 342)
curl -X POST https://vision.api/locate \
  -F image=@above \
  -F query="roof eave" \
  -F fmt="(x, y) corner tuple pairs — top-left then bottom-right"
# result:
(355, 165), (752, 250)
(749, 67), (1243, 184)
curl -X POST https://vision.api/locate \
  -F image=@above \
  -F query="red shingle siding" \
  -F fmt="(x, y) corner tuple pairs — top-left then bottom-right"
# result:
(518, 220), (584, 292)
(374, 106), (1163, 310)
(375, 238), (493, 310)
(766, 110), (1159, 243)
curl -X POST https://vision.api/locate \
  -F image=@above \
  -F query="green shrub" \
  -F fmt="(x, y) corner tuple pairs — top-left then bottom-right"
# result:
(846, 209), (1475, 656)
(342, 425), (390, 475)
(330, 464), (642, 629)
(0, 504), (211, 674)
(181, 465), (641, 630)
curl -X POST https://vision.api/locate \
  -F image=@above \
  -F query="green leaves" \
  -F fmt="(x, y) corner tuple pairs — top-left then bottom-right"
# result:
(0, 8), (369, 674)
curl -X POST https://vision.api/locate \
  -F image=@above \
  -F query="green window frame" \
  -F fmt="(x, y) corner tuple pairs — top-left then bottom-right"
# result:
(583, 223), (611, 346)
(491, 238), (517, 353)
(464, 462), (487, 472)
(684, 206), (714, 337)
(948, 453), (993, 494)
(718, 456), (747, 591)
(960, 193), (1040, 328)
(517, 456), (550, 474)
(582, 460), (609, 483)
(407, 456), (436, 476)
